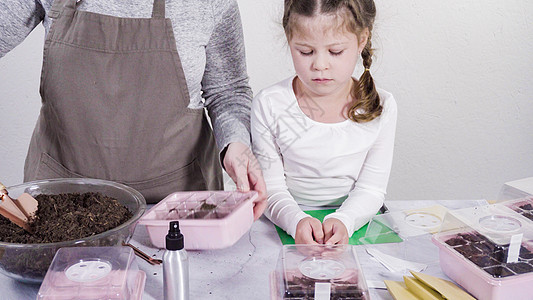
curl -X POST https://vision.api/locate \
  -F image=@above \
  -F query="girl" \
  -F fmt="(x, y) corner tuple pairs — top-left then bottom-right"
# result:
(251, 0), (397, 244)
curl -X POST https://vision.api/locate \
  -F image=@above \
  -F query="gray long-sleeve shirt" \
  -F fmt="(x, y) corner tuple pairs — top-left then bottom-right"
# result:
(0, 0), (252, 153)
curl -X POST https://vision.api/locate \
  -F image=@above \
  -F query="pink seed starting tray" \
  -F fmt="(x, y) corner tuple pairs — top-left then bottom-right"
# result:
(270, 245), (369, 300)
(139, 191), (258, 250)
(433, 231), (533, 300)
(432, 198), (533, 300)
(37, 247), (146, 300)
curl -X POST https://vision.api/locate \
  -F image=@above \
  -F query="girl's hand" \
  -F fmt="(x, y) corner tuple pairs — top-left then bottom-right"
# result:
(323, 218), (349, 245)
(223, 142), (267, 220)
(295, 217), (324, 244)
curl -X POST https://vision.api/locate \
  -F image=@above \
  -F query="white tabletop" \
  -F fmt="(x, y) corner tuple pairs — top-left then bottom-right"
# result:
(0, 199), (487, 299)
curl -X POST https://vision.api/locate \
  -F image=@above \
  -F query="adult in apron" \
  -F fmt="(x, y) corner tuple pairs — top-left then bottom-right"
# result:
(23, 0), (223, 203)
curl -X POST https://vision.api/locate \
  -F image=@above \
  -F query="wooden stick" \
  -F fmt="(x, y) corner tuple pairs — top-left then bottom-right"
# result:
(0, 182), (36, 231)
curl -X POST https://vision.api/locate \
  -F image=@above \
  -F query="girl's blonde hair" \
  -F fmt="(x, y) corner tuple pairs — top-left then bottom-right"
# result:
(283, 0), (382, 123)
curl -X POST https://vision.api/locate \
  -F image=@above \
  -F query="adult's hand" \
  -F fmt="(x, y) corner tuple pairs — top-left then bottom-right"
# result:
(223, 142), (267, 220)
(323, 218), (349, 245)
(295, 217), (324, 244)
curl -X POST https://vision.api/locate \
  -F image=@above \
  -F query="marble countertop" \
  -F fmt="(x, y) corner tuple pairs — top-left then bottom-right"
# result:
(0, 199), (487, 299)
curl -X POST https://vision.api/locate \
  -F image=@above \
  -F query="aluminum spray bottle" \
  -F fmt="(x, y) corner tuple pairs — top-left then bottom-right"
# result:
(163, 221), (189, 300)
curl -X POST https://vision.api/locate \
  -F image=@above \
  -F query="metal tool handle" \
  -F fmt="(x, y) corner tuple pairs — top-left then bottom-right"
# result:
(123, 242), (162, 265)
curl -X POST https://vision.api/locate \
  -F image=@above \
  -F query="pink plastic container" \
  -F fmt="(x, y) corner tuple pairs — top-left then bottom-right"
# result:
(37, 247), (146, 300)
(432, 231), (533, 300)
(139, 191), (257, 250)
(270, 245), (369, 300)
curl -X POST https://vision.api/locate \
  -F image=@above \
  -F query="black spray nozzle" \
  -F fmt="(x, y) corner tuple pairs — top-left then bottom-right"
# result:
(166, 221), (184, 250)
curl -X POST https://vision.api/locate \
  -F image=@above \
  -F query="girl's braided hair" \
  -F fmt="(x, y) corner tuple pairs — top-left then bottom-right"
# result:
(283, 0), (382, 123)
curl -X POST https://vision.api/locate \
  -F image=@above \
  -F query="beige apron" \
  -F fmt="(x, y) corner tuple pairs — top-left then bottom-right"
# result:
(24, 0), (223, 203)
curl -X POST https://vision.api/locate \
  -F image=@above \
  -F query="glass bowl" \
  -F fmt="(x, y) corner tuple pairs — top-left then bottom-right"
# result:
(0, 178), (146, 283)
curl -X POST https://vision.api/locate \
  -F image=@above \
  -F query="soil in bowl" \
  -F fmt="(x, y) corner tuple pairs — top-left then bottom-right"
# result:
(0, 192), (132, 243)
(0, 192), (133, 281)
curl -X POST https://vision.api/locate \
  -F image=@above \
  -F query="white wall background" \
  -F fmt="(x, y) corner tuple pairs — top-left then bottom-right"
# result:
(1, 0), (532, 201)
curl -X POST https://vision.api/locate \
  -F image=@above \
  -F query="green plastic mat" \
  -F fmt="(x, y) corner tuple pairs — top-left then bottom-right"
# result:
(275, 209), (402, 245)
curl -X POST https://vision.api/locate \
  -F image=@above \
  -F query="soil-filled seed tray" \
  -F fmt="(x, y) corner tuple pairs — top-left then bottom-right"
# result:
(139, 191), (257, 250)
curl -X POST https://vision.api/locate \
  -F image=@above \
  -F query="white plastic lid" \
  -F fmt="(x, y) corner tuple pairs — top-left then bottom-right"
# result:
(361, 205), (449, 244)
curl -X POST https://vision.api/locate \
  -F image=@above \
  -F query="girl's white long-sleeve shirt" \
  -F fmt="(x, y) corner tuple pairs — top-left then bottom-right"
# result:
(251, 76), (397, 238)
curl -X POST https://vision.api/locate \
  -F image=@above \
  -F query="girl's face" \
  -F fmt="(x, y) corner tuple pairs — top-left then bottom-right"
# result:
(288, 14), (368, 98)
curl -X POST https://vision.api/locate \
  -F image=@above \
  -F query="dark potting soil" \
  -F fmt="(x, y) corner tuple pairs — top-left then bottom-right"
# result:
(284, 271), (364, 300)
(0, 192), (132, 243)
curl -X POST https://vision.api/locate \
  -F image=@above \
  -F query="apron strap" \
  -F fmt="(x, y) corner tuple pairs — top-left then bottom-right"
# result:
(49, 0), (79, 19)
(152, 0), (166, 19)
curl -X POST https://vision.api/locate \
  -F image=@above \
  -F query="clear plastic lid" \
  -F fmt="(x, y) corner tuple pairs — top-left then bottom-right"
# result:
(437, 199), (533, 246)
(358, 205), (449, 279)
(361, 205), (448, 243)
(497, 177), (533, 201)
(37, 246), (146, 300)
(272, 245), (369, 300)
